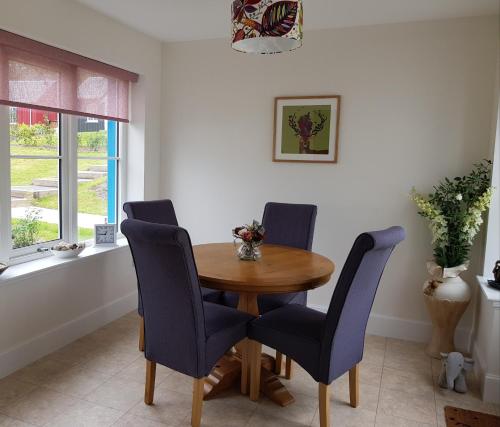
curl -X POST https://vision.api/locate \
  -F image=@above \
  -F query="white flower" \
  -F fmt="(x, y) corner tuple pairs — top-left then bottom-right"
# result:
(455, 194), (463, 201)
(238, 228), (248, 236)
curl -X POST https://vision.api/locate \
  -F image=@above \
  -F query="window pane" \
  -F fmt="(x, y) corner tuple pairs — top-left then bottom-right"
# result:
(77, 160), (118, 241)
(77, 118), (116, 155)
(10, 107), (59, 156)
(11, 159), (60, 249)
(77, 118), (118, 241)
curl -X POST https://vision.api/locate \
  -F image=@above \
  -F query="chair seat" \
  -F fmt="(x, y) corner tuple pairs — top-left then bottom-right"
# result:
(221, 291), (307, 314)
(203, 302), (255, 375)
(248, 304), (325, 381)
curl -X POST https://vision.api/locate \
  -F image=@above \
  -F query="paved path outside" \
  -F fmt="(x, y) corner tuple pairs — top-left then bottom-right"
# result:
(12, 207), (105, 229)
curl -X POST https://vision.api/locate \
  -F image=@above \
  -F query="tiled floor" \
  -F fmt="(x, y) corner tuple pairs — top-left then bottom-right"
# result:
(0, 312), (498, 426)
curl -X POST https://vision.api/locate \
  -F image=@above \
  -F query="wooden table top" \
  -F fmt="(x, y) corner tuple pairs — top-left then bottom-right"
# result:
(193, 243), (335, 294)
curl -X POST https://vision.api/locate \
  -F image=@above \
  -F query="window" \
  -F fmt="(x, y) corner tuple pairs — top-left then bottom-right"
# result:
(10, 107), (62, 253)
(0, 106), (124, 263)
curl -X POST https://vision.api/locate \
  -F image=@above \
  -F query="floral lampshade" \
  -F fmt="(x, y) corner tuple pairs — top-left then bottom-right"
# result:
(232, 0), (303, 54)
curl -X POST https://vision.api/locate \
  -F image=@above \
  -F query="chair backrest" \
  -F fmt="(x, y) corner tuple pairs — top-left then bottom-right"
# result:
(262, 202), (317, 251)
(319, 226), (405, 382)
(121, 219), (206, 378)
(123, 199), (178, 226)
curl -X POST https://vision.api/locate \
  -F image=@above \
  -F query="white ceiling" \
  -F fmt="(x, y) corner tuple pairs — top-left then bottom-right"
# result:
(74, 0), (499, 42)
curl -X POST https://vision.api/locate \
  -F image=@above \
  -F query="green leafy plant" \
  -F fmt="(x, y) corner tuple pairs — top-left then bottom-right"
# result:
(77, 131), (106, 152)
(12, 208), (42, 249)
(411, 160), (493, 268)
(11, 123), (57, 147)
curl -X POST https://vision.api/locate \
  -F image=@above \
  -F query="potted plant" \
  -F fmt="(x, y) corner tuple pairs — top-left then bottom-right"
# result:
(411, 160), (493, 358)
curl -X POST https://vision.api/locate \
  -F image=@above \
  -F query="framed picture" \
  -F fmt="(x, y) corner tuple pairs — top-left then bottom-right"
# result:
(94, 223), (116, 245)
(273, 95), (341, 163)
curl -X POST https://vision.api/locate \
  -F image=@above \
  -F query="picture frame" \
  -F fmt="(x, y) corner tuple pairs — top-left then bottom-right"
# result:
(273, 95), (341, 163)
(94, 223), (116, 245)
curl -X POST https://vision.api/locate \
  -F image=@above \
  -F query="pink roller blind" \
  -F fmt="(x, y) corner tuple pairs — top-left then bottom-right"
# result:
(0, 30), (139, 122)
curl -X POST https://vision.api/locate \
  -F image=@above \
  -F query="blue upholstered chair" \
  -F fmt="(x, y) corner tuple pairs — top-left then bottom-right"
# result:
(248, 227), (405, 427)
(223, 202), (317, 378)
(123, 199), (224, 351)
(121, 219), (254, 427)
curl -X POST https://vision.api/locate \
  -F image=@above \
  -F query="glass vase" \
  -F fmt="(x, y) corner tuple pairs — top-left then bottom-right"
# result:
(237, 242), (262, 261)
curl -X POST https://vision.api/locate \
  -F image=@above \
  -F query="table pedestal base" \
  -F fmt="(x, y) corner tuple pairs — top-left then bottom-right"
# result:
(203, 351), (295, 407)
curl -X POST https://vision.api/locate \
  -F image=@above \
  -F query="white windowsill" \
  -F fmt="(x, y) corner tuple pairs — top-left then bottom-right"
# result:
(476, 276), (500, 304)
(0, 238), (129, 287)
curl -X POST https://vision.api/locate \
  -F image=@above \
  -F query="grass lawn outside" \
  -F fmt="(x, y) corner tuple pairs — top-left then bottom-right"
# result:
(11, 219), (93, 244)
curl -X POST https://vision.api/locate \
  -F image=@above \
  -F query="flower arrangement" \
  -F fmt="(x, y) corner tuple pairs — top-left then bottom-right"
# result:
(410, 160), (493, 268)
(233, 220), (265, 244)
(233, 220), (265, 260)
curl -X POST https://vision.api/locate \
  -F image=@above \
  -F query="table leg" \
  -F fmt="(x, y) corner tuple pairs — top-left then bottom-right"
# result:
(204, 292), (295, 407)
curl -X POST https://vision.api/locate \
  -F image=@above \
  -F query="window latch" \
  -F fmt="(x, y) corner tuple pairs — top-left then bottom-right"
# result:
(37, 247), (50, 253)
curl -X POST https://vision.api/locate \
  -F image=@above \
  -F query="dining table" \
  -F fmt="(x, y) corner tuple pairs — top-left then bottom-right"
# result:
(193, 242), (335, 407)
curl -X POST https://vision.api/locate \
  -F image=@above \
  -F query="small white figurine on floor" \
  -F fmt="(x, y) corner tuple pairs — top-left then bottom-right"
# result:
(438, 352), (474, 393)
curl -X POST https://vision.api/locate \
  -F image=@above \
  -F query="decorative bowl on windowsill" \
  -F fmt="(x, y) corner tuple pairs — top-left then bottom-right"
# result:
(0, 263), (8, 275)
(51, 242), (85, 259)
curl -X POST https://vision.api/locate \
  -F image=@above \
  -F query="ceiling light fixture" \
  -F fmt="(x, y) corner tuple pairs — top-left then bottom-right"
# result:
(231, 0), (303, 54)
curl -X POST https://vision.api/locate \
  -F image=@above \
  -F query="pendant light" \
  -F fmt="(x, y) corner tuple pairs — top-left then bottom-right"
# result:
(231, 0), (303, 54)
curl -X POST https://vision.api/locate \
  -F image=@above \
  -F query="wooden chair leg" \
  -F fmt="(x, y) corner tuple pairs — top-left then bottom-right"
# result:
(192, 378), (205, 427)
(240, 339), (249, 394)
(139, 316), (145, 352)
(275, 351), (283, 375)
(250, 340), (262, 401)
(285, 356), (293, 379)
(349, 364), (359, 408)
(144, 360), (156, 405)
(319, 383), (330, 427)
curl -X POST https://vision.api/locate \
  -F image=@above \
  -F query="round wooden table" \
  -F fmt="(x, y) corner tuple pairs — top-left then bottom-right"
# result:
(193, 243), (335, 406)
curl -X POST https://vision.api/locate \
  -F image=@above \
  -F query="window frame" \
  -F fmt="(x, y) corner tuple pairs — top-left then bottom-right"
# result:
(0, 106), (125, 265)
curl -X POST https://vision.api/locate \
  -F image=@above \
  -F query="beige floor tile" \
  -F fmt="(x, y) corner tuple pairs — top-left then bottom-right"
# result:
(365, 334), (387, 351)
(0, 414), (34, 427)
(247, 411), (309, 427)
(8, 357), (74, 386)
(49, 400), (123, 427)
(44, 366), (113, 398)
(114, 358), (173, 386)
(252, 392), (318, 426)
(378, 387), (437, 425)
(363, 348), (385, 367)
(331, 382), (380, 412)
(375, 413), (437, 426)
(0, 377), (37, 411)
(78, 349), (140, 377)
(46, 340), (99, 365)
(383, 351), (432, 375)
(157, 372), (194, 396)
(129, 387), (192, 426)
(198, 390), (257, 426)
(311, 402), (376, 427)
(1, 387), (78, 426)
(282, 368), (318, 398)
(84, 378), (144, 412)
(381, 366), (434, 395)
(111, 413), (171, 427)
(335, 363), (383, 388)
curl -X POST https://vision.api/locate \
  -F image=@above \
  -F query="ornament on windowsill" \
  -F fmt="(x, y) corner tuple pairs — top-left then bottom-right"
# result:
(487, 260), (500, 290)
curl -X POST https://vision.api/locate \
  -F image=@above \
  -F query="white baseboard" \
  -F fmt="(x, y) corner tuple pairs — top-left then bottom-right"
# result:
(0, 291), (137, 379)
(472, 339), (500, 404)
(307, 304), (471, 351)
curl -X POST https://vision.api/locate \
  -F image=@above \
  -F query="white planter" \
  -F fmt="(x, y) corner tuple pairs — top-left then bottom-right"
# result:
(424, 261), (471, 302)
(423, 261), (471, 358)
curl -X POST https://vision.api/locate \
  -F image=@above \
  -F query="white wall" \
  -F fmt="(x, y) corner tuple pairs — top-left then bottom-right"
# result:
(0, 0), (162, 376)
(161, 17), (499, 346)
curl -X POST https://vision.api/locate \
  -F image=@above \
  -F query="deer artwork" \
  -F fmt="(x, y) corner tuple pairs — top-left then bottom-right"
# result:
(288, 111), (328, 154)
